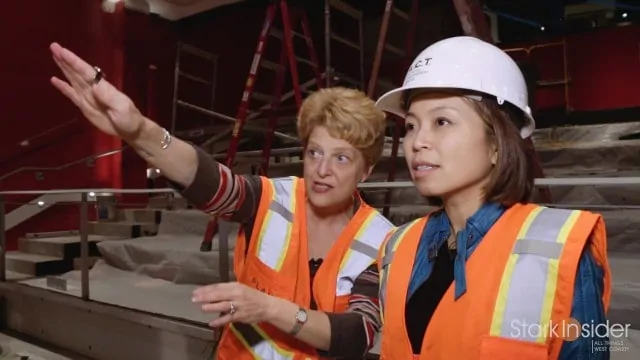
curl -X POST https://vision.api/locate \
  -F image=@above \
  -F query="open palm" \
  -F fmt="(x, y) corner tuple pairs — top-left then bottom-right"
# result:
(49, 43), (143, 140)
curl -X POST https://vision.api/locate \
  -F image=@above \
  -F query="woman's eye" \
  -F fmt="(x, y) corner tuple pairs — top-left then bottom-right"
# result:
(308, 149), (321, 157)
(436, 117), (450, 126)
(405, 123), (415, 132)
(337, 155), (349, 163)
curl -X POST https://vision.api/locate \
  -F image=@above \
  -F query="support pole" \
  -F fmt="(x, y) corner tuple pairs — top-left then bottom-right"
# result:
(80, 192), (90, 301)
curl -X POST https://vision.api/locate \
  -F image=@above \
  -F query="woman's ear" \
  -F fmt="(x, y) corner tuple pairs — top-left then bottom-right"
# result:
(490, 142), (498, 166)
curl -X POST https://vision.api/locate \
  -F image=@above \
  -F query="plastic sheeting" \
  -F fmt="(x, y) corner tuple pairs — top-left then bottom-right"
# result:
(97, 210), (237, 285)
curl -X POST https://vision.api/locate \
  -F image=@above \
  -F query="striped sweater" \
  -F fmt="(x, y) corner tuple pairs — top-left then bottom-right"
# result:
(176, 146), (382, 358)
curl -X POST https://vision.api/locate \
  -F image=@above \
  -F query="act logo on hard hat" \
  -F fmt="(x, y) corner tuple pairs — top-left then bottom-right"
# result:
(375, 36), (536, 139)
(405, 56), (432, 84)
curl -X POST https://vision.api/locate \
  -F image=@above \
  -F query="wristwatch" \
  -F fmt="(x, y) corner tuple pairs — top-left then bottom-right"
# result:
(289, 308), (308, 335)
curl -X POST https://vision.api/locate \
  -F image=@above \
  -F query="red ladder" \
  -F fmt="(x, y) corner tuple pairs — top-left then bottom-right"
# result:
(225, 0), (322, 175)
(201, 0), (323, 252)
(367, 0), (421, 218)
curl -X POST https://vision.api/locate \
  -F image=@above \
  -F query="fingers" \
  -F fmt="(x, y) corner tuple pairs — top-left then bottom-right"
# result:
(201, 300), (233, 313)
(50, 77), (82, 106)
(50, 43), (96, 87)
(192, 282), (238, 303)
(210, 313), (233, 328)
(91, 78), (130, 112)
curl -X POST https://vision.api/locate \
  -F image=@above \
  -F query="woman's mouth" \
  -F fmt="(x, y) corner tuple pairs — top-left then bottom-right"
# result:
(312, 181), (333, 193)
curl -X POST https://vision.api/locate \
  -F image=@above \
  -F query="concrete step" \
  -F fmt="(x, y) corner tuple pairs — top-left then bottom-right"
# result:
(5, 251), (70, 276)
(24, 230), (80, 239)
(5, 269), (34, 281)
(73, 256), (101, 270)
(18, 234), (123, 259)
(116, 208), (162, 224)
(89, 221), (158, 238)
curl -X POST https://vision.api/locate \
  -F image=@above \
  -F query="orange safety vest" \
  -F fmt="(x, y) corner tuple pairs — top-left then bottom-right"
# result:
(378, 203), (611, 360)
(216, 176), (394, 360)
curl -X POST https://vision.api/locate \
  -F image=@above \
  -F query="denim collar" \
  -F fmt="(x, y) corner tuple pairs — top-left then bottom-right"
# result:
(408, 202), (506, 301)
(448, 201), (505, 299)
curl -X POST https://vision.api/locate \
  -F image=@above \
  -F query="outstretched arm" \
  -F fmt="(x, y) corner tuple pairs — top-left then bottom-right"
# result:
(49, 43), (261, 222)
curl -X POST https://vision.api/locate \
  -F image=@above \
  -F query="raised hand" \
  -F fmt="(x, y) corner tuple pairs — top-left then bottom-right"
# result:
(49, 42), (144, 141)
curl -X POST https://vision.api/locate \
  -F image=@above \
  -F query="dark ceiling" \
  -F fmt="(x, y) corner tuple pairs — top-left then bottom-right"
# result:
(483, 0), (637, 43)
(300, 0), (637, 43)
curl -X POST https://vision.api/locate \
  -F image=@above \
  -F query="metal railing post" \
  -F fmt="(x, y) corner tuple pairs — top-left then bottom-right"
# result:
(80, 192), (90, 300)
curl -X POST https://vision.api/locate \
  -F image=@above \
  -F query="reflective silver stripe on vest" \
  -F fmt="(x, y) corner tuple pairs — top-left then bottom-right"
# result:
(490, 206), (582, 343)
(378, 220), (421, 317)
(256, 177), (297, 271)
(230, 323), (295, 359)
(336, 211), (395, 296)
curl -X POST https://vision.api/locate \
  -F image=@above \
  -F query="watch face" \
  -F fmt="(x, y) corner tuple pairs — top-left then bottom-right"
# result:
(297, 309), (308, 322)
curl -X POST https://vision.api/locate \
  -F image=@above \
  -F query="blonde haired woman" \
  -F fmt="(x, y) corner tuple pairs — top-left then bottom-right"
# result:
(374, 36), (612, 359)
(49, 43), (393, 359)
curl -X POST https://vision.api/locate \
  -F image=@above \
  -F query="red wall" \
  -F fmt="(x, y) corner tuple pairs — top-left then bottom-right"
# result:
(503, 25), (640, 112)
(0, 1), (284, 249)
(0, 0), (178, 249)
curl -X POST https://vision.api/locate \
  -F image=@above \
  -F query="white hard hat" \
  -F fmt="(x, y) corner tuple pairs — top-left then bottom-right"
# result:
(375, 36), (535, 138)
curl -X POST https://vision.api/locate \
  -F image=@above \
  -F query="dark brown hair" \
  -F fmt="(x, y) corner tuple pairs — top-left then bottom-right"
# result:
(426, 96), (534, 207)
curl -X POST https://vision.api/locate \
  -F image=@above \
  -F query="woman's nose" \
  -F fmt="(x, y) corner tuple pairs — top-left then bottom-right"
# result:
(411, 127), (434, 152)
(316, 158), (332, 177)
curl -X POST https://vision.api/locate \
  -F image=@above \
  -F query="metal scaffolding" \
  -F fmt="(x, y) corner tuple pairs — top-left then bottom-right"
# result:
(195, 0), (557, 250)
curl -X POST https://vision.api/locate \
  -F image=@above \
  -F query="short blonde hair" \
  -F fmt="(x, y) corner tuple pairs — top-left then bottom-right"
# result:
(297, 87), (386, 166)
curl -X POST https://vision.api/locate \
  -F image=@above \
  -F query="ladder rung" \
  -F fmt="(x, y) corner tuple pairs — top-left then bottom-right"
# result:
(392, 7), (410, 21)
(176, 100), (217, 118)
(296, 56), (317, 68)
(252, 92), (276, 103)
(329, 0), (362, 19)
(270, 29), (303, 40)
(261, 59), (284, 71)
(332, 72), (360, 86)
(178, 71), (212, 85)
(179, 43), (217, 61)
(330, 33), (361, 51)
(384, 43), (405, 57)
(270, 29), (284, 39)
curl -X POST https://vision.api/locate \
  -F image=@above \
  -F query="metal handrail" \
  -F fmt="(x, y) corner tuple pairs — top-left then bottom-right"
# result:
(1, 175), (639, 195)
(2, 117), (79, 154)
(19, 117), (80, 146)
(0, 146), (129, 183)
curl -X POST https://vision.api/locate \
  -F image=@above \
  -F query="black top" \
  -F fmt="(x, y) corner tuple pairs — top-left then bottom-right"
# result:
(309, 258), (323, 310)
(404, 242), (456, 353)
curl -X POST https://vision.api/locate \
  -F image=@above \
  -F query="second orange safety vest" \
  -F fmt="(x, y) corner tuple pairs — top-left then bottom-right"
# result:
(216, 176), (394, 360)
(377, 203), (611, 360)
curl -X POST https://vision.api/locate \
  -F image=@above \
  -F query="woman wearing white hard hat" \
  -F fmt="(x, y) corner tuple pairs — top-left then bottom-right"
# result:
(374, 36), (612, 359)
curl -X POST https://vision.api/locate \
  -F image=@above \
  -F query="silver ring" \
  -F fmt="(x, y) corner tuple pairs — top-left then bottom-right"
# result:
(92, 66), (104, 85)
(228, 301), (236, 315)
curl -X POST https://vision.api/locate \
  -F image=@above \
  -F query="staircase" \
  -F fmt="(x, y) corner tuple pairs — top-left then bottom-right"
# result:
(4, 196), (189, 279)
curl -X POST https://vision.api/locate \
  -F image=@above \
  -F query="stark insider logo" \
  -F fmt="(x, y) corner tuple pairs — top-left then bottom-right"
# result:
(509, 318), (631, 341)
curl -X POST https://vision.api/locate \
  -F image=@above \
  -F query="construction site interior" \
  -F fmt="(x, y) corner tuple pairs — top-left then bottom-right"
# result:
(0, 0), (639, 358)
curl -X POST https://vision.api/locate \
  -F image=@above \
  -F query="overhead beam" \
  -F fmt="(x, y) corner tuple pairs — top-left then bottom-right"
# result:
(451, 0), (492, 42)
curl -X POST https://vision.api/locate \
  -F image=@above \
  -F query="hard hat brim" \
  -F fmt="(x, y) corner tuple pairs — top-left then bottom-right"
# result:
(375, 85), (536, 139)
(374, 86), (412, 119)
